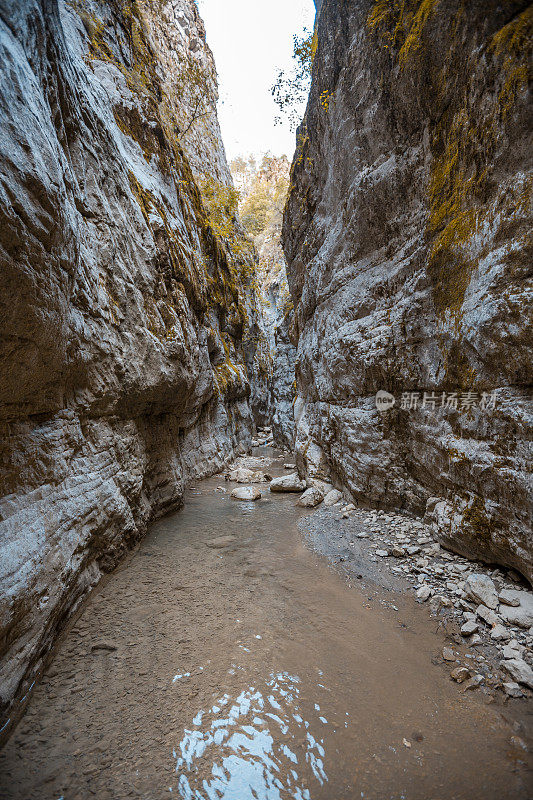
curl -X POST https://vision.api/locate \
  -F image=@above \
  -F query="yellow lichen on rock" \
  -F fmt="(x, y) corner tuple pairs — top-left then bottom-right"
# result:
(367, 0), (440, 65)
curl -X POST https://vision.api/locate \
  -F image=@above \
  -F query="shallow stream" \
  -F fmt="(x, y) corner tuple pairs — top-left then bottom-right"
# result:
(0, 449), (530, 799)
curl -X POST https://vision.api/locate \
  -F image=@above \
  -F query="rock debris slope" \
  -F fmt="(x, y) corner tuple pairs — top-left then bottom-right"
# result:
(283, 1), (532, 581)
(0, 0), (263, 727)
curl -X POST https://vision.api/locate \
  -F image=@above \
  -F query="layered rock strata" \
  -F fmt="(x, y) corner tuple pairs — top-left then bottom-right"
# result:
(0, 0), (260, 729)
(284, 1), (532, 581)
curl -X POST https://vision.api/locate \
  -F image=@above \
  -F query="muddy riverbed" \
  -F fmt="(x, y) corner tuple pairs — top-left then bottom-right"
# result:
(0, 449), (531, 799)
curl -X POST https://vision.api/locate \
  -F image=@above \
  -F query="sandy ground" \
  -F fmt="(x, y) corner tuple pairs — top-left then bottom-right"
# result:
(0, 448), (531, 799)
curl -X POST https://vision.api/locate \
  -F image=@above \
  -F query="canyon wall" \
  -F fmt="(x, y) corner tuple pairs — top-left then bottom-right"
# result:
(0, 0), (261, 729)
(284, 1), (532, 581)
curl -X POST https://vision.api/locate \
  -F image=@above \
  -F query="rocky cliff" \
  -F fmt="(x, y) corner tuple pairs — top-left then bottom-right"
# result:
(284, 1), (532, 581)
(0, 0), (261, 730)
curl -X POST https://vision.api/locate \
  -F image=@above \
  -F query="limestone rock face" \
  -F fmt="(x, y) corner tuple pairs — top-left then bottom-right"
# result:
(268, 287), (297, 450)
(283, 0), (532, 582)
(0, 0), (260, 728)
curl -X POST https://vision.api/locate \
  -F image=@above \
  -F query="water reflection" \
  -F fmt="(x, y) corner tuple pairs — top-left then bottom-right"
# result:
(173, 671), (329, 799)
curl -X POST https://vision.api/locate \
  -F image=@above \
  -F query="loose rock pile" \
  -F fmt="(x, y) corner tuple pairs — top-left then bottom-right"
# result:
(322, 503), (533, 697)
(251, 426), (274, 447)
(223, 450), (532, 699)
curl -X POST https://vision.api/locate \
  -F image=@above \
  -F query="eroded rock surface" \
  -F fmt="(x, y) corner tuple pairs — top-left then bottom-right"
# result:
(0, 0), (261, 728)
(283, 0), (532, 581)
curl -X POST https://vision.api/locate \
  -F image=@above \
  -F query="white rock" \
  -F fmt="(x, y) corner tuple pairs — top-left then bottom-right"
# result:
(228, 467), (266, 484)
(231, 486), (261, 501)
(476, 604), (500, 628)
(490, 624), (511, 642)
(499, 589), (521, 607)
(297, 487), (324, 508)
(269, 474), (306, 493)
(499, 603), (533, 630)
(376, 549), (389, 558)
(461, 620), (478, 636)
(416, 585), (431, 601)
(323, 489), (343, 507)
(463, 574), (499, 609)
(502, 641), (525, 659)
(503, 682), (523, 697)
(501, 658), (533, 689)
(284, 463), (296, 469)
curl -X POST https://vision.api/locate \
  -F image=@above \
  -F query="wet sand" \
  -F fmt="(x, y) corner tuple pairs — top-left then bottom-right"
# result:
(0, 449), (531, 799)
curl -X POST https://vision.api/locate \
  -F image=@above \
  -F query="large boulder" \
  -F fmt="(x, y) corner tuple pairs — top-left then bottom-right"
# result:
(498, 592), (533, 629)
(323, 489), (343, 507)
(297, 487), (324, 508)
(269, 473), (306, 493)
(231, 486), (262, 501)
(501, 658), (533, 690)
(463, 574), (499, 610)
(228, 468), (267, 484)
(230, 486), (262, 500)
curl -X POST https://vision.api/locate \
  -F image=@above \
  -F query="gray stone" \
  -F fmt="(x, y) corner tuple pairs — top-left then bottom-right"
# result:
(416, 585), (431, 602)
(390, 546), (406, 558)
(464, 575), (499, 610)
(228, 468), (267, 484)
(323, 489), (343, 507)
(476, 605), (500, 628)
(490, 624), (511, 642)
(432, 595), (453, 608)
(503, 682), (523, 698)
(442, 647), (456, 662)
(499, 589), (521, 607)
(498, 592), (533, 628)
(502, 641), (525, 660)
(231, 486), (262, 502)
(269, 474), (306, 493)
(297, 487), (324, 508)
(501, 658), (533, 689)
(461, 620), (479, 636)
(463, 674), (484, 691)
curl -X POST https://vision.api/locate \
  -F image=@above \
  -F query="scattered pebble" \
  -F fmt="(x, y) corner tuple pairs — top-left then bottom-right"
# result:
(450, 667), (471, 683)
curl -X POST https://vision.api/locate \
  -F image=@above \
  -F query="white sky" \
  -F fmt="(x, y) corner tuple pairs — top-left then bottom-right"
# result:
(196, 0), (316, 163)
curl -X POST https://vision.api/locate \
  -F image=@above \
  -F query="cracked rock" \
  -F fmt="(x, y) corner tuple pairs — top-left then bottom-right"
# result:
(464, 574), (499, 610)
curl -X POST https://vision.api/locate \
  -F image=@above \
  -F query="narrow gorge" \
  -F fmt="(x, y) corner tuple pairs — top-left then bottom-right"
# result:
(0, 0), (267, 727)
(0, 0), (532, 797)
